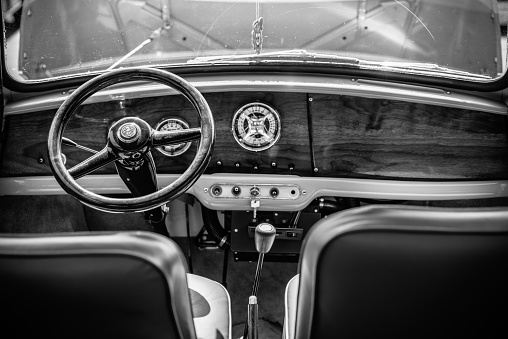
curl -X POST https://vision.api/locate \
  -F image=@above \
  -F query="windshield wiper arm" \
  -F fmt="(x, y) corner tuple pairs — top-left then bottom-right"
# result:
(188, 49), (360, 65)
(107, 26), (168, 71)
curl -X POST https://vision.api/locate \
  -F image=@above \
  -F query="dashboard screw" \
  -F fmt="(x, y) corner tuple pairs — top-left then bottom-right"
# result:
(38, 157), (44, 164)
(288, 163), (295, 171)
(204, 188), (209, 193)
(314, 167), (319, 172)
(271, 161), (277, 168)
(302, 190), (307, 195)
(308, 97), (313, 102)
(235, 161), (241, 168)
(216, 160), (222, 166)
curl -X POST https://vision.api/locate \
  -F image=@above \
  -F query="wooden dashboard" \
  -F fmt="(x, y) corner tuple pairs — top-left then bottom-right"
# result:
(2, 91), (508, 180)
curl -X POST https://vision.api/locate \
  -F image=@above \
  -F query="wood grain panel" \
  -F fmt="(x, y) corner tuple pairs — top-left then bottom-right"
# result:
(3, 91), (507, 180)
(0, 92), (312, 177)
(310, 94), (508, 179)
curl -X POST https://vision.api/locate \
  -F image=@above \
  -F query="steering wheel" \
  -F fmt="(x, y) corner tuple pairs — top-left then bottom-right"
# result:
(48, 68), (214, 213)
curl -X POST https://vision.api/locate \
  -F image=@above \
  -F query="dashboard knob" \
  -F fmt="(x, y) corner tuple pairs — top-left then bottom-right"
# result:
(211, 185), (223, 196)
(269, 187), (279, 198)
(232, 186), (241, 196)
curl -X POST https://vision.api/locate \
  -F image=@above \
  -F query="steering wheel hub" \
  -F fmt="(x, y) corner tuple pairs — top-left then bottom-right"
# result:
(109, 117), (151, 152)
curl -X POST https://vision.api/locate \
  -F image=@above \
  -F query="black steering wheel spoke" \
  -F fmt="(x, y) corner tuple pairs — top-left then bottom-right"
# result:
(152, 127), (202, 147)
(69, 146), (118, 180)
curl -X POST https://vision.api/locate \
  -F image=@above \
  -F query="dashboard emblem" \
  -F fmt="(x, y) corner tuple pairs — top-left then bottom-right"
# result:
(232, 102), (281, 152)
(117, 123), (140, 143)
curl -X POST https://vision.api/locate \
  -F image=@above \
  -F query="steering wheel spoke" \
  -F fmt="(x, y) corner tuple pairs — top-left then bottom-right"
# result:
(69, 146), (118, 180)
(152, 127), (202, 147)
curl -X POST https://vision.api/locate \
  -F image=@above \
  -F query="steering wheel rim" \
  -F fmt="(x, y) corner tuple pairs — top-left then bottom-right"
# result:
(48, 67), (214, 213)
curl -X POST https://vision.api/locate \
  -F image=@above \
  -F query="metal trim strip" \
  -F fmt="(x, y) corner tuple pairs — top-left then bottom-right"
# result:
(1, 174), (506, 211)
(5, 75), (507, 116)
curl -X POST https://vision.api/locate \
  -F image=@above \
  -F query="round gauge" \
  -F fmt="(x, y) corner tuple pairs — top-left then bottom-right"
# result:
(231, 102), (281, 151)
(155, 118), (192, 156)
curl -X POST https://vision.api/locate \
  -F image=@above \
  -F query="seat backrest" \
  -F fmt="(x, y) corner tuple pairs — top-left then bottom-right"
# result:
(292, 205), (508, 339)
(0, 231), (197, 339)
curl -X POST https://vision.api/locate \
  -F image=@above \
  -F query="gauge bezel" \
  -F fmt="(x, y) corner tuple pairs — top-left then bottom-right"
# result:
(231, 102), (282, 152)
(155, 117), (192, 157)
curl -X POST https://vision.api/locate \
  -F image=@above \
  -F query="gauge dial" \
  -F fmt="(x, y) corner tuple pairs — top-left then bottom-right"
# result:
(232, 103), (281, 151)
(155, 118), (192, 156)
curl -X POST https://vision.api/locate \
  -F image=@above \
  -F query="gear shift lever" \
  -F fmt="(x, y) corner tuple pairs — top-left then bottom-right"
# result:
(243, 223), (276, 339)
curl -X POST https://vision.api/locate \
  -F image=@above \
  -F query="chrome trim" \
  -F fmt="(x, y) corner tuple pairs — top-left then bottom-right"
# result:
(1, 174), (507, 211)
(5, 74), (507, 116)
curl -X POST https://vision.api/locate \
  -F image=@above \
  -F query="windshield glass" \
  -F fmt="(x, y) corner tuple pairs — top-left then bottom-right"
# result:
(3, 0), (508, 82)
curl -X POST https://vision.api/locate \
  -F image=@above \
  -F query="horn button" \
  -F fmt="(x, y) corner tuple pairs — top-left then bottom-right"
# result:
(109, 117), (152, 161)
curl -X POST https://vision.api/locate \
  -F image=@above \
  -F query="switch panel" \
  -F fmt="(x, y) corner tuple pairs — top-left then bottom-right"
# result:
(207, 183), (301, 200)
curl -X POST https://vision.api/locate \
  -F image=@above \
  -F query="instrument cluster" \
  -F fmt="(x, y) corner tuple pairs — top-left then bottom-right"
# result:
(156, 102), (283, 158)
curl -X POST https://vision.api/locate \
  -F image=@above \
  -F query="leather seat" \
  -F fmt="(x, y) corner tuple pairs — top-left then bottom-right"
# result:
(284, 205), (508, 339)
(0, 231), (231, 339)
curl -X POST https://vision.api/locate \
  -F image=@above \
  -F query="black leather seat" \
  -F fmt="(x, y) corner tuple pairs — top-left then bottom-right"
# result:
(284, 205), (508, 339)
(0, 231), (231, 339)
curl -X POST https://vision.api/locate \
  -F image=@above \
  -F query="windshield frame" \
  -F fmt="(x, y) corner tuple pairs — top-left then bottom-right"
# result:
(2, 1), (508, 93)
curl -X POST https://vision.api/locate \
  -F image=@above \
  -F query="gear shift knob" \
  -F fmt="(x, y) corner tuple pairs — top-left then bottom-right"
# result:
(254, 223), (276, 254)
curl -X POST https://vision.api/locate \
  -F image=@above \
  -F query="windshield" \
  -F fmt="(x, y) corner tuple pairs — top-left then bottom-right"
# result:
(3, 0), (507, 82)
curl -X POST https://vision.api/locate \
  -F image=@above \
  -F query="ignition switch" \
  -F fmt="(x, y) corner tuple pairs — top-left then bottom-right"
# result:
(250, 186), (260, 197)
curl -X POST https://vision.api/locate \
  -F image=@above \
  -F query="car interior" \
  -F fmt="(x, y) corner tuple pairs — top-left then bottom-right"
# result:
(1, 1), (508, 338)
